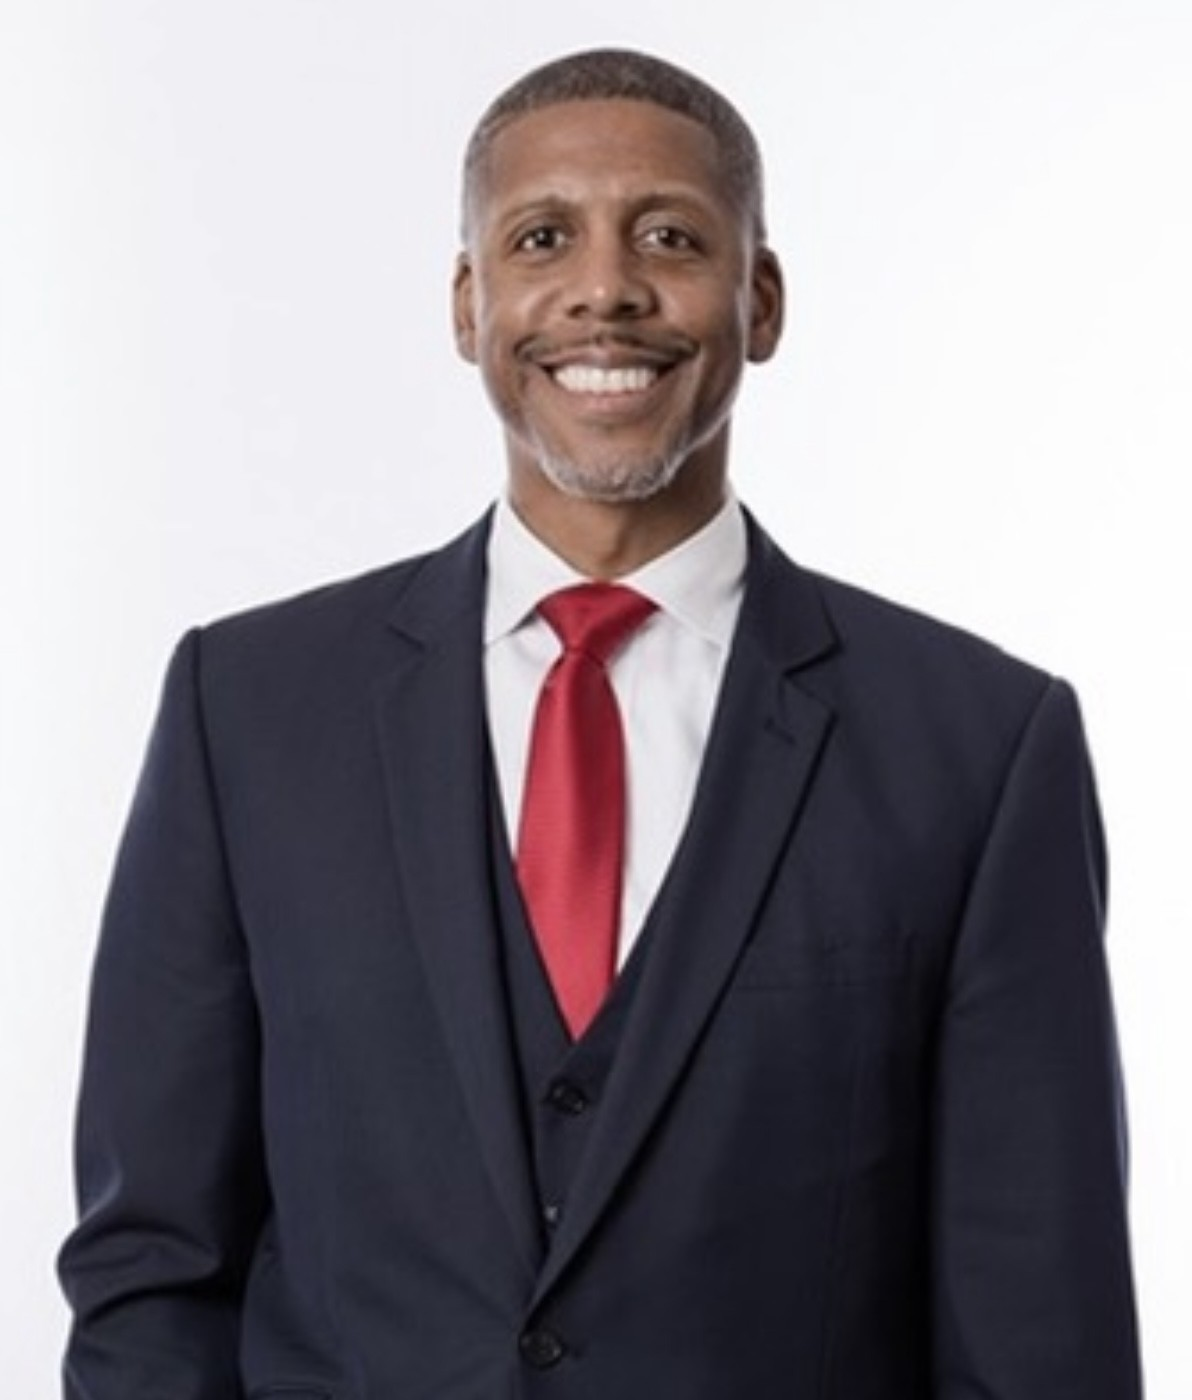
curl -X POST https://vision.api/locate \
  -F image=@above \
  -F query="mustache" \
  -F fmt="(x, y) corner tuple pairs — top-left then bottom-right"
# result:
(518, 330), (697, 364)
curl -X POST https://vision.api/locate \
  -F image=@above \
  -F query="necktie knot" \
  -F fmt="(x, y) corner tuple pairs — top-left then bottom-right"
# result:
(538, 583), (656, 666)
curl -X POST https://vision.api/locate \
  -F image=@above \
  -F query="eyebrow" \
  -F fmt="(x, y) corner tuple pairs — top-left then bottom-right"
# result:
(491, 188), (722, 227)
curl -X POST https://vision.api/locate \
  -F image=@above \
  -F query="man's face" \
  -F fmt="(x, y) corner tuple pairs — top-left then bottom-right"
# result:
(454, 99), (783, 506)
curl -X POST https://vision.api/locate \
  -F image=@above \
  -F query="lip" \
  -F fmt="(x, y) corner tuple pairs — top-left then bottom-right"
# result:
(537, 348), (679, 375)
(523, 330), (696, 373)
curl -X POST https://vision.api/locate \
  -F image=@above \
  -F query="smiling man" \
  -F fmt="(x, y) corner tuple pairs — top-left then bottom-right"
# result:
(60, 49), (1142, 1399)
(454, 91), (782, 565)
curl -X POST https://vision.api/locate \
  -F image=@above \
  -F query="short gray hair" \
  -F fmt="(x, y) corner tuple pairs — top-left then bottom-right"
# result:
(461, 48), (767, 241)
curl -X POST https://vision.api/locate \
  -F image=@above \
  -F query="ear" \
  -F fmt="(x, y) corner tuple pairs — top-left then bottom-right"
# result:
(452, 252), (478, 363)
(746, 246), (785, 363)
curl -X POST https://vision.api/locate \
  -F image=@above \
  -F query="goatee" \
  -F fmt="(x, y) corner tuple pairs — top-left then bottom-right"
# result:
(534, 448), (685, 504)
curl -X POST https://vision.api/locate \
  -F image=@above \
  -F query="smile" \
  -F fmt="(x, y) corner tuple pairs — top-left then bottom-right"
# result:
(552, 364), (660, 396)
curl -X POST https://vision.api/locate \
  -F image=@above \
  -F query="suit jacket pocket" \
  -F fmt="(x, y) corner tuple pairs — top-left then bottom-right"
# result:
(248, 1388), (333, 1400)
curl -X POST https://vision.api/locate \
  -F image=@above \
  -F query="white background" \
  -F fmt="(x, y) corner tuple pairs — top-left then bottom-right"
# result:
(3, 1), (1189, 1392)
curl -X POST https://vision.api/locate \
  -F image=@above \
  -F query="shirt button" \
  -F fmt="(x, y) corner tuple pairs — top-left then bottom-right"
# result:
(546, 1079), (589, 1115)
(520, 1327), (568, 1369)
(542, 1201), (562, 1229)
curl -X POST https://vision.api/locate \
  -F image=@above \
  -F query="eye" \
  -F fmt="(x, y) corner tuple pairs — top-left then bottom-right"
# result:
(640, 225), (700, 253)
(513, 224), (569, 254)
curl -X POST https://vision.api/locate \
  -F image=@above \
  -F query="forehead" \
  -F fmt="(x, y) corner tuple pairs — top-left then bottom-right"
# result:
(474, 98), (729, 218)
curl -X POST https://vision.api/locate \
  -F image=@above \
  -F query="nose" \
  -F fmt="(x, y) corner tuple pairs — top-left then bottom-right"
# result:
(564, 233), (655, 321)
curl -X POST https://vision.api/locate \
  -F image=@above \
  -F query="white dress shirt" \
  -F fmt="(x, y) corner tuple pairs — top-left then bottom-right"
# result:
(484, 495), (747, 965)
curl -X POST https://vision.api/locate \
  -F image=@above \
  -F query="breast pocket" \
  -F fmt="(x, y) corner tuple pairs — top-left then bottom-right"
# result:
(248, 1388), (333, 1400)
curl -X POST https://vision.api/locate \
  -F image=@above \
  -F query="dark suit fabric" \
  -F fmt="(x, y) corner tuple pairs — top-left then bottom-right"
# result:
(60, 514), (1142, 1398)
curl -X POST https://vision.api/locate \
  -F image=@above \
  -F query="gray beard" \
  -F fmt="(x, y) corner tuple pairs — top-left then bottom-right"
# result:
(534, 447), (685, 504)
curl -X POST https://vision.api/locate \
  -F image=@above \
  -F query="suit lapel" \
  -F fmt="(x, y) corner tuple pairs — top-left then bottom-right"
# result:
(531, 520), (839, 1307)
(372, 513), (541, 1281)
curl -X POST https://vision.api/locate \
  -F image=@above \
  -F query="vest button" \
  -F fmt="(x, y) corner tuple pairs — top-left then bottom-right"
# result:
(542, 1200), (563, 1229)
(546, 1079), (589, 1115)
(520, 1327), (568, 1369)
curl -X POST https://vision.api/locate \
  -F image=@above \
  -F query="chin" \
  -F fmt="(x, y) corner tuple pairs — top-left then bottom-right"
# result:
(536, 449), (686, 504)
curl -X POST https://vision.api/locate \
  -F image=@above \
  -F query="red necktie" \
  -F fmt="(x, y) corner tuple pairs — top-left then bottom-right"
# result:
(516, 583), (657, 1040)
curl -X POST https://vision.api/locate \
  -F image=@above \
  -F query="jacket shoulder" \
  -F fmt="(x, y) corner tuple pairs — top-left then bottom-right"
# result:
(745, 514), (1053, 707)
(810, 567), (1052, 693)
(202, 552), (428, 645)
(190, 513), (490, 672)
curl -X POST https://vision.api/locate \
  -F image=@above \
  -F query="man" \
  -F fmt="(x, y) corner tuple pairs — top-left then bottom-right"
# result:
(60, 48), (1143, 1398)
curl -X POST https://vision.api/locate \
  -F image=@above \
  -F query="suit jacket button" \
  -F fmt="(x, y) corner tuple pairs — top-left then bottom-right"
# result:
(546, 1079), (589, 1115)
(520, 1327), (568, 1369)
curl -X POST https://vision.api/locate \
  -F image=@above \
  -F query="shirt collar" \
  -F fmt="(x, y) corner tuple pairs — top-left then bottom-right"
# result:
(484, 493), (747, 649)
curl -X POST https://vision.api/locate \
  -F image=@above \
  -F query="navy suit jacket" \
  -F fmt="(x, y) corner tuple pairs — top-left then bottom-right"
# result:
(60, 511), (1142, 1398)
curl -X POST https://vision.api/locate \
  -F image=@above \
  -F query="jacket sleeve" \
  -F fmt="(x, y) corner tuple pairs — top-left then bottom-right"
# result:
(58, 630), (267, 1400)
(931, 677), (1144, 1397)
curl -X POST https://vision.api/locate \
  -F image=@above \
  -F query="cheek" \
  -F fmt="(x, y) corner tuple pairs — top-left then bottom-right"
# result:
(473, 334), (539, 428)
(698, 318), (753, 395)
(686, 287), (752, 353)
(474, 271), (552, 332)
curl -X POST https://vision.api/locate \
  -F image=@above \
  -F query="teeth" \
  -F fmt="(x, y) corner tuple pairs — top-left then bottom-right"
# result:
(553, 365), (659, 395)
